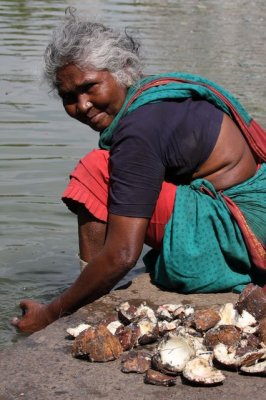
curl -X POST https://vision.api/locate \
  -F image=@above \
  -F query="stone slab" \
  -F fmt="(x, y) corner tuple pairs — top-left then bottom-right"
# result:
(0, 274), (264, 400)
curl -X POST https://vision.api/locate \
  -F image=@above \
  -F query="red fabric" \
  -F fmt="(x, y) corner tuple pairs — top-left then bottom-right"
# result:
(62, 149), (110, 221)
(247, 119), (266, 161)
(62, 149), (176, 250)
(221, 193), (266, 271)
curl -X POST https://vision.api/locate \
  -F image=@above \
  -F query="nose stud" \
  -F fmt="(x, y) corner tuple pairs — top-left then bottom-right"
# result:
(77, 99), (92, 114)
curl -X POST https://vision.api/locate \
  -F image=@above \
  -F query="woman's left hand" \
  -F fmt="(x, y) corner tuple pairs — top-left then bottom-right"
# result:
(11, 300), (55, 334)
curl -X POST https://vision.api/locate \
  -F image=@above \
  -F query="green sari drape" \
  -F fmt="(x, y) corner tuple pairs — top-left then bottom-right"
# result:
(145, 164), (266, 293)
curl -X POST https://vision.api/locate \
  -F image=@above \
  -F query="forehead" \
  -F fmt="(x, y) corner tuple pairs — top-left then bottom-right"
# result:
(56, 64), (106, 92)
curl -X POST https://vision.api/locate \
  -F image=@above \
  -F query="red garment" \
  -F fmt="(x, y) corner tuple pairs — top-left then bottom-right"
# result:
(62, 149), (177, 250)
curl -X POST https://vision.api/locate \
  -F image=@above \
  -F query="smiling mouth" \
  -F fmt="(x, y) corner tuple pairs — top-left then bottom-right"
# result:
(89, 111), (106, 124)
(80, 111), (108, 131)
(77, 110), (110, 130)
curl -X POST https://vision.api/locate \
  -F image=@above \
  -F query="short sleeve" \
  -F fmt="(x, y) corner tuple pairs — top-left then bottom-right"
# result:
(109, 106), (166, 217)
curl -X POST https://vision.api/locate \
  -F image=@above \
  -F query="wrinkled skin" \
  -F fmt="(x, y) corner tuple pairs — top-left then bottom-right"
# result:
(11, 64), (258, 334)
(56, 64), (127, 132)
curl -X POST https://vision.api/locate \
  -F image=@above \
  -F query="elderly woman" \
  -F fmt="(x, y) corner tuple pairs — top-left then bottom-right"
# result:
(12, 10), (266, 333)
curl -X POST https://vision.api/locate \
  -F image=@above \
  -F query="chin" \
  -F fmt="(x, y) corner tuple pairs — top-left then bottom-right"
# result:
(79, 120), (103, 132)
(90, 123), (107, 133)
(79, 116), (112, 132)
(93, 121), (112, 132)
(89, 125), (102, 132)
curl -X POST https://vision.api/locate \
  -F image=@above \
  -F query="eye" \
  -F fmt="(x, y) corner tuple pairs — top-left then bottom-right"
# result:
(59, 91), (77, 105)
(82, 82), (96, 94)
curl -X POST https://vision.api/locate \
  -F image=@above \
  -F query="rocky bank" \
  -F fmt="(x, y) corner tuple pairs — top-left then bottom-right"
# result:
(0, 274), (265, 400)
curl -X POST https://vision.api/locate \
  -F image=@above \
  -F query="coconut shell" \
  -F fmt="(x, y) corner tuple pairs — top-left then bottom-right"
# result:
(257, 317), (266, 344)
(121, 350), (151, 374)
(203, 325), (241, 349)
(182, 357), (226, 385)
(192, 309), (221, 332)
(235, 284), (266, 320)
(115, 324), (140, 351)
(144, 369), (177, 386)
(118, 303), (139, 325)
(72, 325), (123, 362)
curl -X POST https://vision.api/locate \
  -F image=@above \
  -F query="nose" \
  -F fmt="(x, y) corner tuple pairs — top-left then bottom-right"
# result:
(77, 95), (92, 114)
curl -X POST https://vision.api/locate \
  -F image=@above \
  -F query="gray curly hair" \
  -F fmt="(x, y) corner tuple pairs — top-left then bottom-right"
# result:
(43, 8), (143, 91)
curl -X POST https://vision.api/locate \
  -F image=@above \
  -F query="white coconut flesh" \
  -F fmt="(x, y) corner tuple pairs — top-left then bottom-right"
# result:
(218, 303), (257, 329)
(66, 323), (91, 338)
(158, 335), (195, 371)
(240, 360), (266, 374)
(183, 357), (226, 384)
(106, 320), (123, 335)
(138, 318), (157, 336)
(218, 303), (238, 325)
(158, 320), (177, 331)
(136, 304), (157, 323)
(157, 304), (183, 313)
(213, 343), (266, 367)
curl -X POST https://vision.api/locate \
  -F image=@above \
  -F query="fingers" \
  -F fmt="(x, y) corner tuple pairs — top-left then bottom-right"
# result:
(11, 300), (46, 333)
(11, 300), (34, 329)
(10, 316), (21, 328)
(11, 314), (31, 333)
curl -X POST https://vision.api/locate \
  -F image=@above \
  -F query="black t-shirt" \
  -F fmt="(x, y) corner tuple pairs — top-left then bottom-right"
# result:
(109, 99), (223, 217)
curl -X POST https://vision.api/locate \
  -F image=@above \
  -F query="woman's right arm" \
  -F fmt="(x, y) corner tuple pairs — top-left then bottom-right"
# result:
(12, 213), (149, 333)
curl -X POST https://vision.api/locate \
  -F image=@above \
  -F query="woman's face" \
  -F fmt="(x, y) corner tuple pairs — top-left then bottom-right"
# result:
(56, 64), (127, 132)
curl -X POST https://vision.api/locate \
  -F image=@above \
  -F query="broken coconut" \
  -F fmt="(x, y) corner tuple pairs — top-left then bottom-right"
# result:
(240, 359), (266, 375)
(192, 308), (221, 332)
(182, 356), (226, 385)
(152, 333), (196, 374)
(72, 324), (123, 362)
(121, 350), (151, 374)
(203, 325), (241, 349)
(218, 303), (257, 330)
(235, 284), (266, 321)
(144, 369), (177, 386)
(213, 342), (266, 368)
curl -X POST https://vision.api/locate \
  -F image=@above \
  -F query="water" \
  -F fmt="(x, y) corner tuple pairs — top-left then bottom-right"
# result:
(0, 0), (265, 349)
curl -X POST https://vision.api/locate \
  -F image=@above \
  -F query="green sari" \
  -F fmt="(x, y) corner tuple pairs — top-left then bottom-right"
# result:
(145, 165), (266, 293)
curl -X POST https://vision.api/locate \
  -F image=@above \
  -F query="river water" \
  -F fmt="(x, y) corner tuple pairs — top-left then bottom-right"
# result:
(0, 0), (265, 349)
